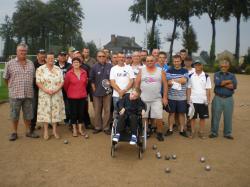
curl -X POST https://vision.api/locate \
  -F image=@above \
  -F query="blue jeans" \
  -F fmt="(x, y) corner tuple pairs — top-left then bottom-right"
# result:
(211, 95), (234, 136)
(113, 97), (120, 119)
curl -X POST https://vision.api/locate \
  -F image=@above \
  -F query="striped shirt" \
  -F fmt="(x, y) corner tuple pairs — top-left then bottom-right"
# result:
(3, 58), (35, 99)
(166, 67), (188, 101)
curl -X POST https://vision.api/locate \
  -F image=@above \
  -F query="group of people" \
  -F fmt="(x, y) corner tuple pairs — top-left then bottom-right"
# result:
(3, 43), (237, 144)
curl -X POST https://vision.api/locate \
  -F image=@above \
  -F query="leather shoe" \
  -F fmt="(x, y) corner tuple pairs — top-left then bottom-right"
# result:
(224, 135), (234, 140)
(103, 129), (111, 135)
(93, 129), (102, 134)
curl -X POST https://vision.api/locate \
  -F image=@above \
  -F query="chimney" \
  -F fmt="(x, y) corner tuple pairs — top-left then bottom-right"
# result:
(111, 34), (116, 44)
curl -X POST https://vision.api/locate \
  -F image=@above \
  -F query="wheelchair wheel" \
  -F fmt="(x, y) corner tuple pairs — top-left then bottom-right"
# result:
(111, 119), (117, 145)
(142, 121), (147, 151)
(111, 144), (115, 158)
(138, 147), (143, 159)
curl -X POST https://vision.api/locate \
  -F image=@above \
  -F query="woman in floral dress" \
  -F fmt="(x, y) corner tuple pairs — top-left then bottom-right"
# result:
(36, 53), (65, 140)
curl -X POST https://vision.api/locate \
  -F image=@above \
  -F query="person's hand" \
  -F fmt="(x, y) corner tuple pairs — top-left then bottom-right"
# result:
(119, 108), (125, 115)
(141, 109), (146, 116)
(119, 90), (126, 98)
(225, 83), (234, 89)
(162, 97), (168, 107)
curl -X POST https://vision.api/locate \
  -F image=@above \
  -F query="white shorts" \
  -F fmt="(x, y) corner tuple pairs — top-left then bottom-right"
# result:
(143, 99), (163, 119)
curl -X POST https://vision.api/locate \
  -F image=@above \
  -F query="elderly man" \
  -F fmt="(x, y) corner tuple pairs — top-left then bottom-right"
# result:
(135, 55), (168, 141)
(3, 43), (39, 141)
(90, 50), (113, 135)
(209, 59), (237, 140)
(82, 47), (96, 68)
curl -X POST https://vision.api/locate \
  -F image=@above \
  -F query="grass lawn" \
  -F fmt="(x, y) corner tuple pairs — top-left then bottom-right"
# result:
(0, 63), (8, 101)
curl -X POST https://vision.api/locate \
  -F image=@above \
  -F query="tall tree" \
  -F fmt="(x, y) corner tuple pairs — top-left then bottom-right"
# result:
(202, 0), (228, 62)
(129, 0), (161, 52)
(178, 0), (202, 55)
(225, 0), (250, 61)
(159, 0), (182, 62)
(47, 0), (84, 49)
(0, 16), (16, 59)
(182, 25), (199, 56)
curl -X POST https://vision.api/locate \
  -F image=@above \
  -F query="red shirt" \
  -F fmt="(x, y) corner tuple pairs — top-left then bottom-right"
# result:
(64, 68), (88, 99)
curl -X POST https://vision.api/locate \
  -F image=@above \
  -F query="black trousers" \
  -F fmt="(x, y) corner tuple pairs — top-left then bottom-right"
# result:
(68, 98), (87, 125)
(62, 90), (70, 123)
(30, 89), (38, 132)
(117, 114), (138, 135)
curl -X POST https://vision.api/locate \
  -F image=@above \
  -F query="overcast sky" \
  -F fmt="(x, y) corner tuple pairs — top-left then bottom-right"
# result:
(0, 0), (250, 56)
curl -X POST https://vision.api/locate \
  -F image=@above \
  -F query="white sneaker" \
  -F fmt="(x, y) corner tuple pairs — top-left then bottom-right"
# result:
(129, 135), (137, 145)
(112, 133), (120, 142)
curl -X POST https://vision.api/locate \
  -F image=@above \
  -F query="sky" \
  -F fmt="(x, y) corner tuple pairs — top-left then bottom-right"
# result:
(0, 0), (250, 56)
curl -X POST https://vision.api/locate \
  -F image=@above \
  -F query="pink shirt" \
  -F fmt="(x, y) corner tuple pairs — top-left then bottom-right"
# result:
(64, 69), (88, 99)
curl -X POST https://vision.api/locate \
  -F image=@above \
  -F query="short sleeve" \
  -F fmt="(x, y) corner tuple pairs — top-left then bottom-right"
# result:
(36, 66), (44, 83)
(128, 66), (136, 79)
(2, 62), (9, 80)
(206, 76), (212, 89)
(110, 66), (116, 80)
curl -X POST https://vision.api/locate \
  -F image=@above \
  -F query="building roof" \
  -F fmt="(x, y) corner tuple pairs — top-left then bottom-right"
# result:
(104, 35), (142, 53)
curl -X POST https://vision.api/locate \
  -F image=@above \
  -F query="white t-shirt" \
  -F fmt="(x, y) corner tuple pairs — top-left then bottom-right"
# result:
(188, 71), (212, 104)
(110, 65), (135, 97)
(131, 64), (143, 77)
(188, 68), (195, 75)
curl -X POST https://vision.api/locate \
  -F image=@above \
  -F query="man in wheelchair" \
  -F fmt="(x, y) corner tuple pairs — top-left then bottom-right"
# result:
(112, 88), (146, 145)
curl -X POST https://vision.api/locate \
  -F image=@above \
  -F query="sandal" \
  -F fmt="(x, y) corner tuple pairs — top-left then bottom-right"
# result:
(53, 133), (60, 139)
(80, 132), (89, 139)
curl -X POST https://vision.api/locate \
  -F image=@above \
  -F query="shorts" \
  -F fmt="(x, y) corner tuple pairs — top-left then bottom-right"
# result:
(192, 103), (209, 119)
(143, 99), (163, 119)
(166, 99), (187, 113)
(10, 98), (33, 121)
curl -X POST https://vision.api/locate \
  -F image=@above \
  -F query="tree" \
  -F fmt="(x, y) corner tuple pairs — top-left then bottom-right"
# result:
(0, 16), (16, 59)
(129, 0), (161, 52)
(202, 0), (228, 62)
(12, 0), (47, 53)
(182, 25), (199, 55)
(159, 0), (183, 62)
(225, 0), (250, 61)
(86, 41), (98, 58)
(47, 0), (84, 49)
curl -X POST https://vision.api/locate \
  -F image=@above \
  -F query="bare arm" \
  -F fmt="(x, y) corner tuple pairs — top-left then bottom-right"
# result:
(161, 71), (168, 106)
(187, 88), (191, 103)
(134, 69), (142, 88)
(206, 89), (211, 104)
(91, 83), (96, 93)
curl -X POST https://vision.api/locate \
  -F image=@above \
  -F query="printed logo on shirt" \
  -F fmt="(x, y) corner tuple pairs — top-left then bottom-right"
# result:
(144, 76), (158, 84)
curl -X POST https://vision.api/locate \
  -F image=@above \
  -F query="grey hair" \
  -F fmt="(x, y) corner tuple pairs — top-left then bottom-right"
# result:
(17, 43), (28, 51)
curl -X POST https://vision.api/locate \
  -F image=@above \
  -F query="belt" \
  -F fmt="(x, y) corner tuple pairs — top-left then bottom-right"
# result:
(215, 93), (231, 98)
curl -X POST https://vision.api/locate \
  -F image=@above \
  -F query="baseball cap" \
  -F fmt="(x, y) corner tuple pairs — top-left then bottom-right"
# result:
(68, 46), (76, 52)
(38, 49), (46, 54)
(193, 60), (202, 65)
(58, 51), (67, 56)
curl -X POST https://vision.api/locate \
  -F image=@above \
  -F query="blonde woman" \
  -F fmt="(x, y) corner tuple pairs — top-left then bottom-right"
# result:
(36, 52), (65, 140)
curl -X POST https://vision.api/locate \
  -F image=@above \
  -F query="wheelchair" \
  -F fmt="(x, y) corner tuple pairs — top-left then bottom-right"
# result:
(110, 112), (147, 159)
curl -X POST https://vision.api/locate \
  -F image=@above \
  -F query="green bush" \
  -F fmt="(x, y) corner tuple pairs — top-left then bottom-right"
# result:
(245, 65), (250, 75)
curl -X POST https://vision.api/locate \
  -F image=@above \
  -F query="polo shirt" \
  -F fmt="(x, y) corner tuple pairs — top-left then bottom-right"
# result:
(188, 71), (212, 103)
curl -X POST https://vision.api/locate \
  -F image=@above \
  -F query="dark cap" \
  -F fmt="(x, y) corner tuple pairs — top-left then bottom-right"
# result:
(58, 51), (67, 56)
(193, 60), (202, 65)
(38, 49), (46, 54)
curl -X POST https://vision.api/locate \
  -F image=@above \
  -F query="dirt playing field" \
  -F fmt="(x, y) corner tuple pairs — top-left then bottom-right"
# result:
(0, 74), (250, 187)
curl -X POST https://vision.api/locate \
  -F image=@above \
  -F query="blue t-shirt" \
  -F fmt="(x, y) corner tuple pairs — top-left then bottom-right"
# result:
(166, 67), (189, 100)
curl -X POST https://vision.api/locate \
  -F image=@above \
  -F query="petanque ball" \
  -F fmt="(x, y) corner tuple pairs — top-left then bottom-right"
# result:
(165, 155), (171, 160)
(205, 165), (211, 171)
(200, 157), (206, 163)
(64, 139), (69, 144)
(165, 167), (171, 173)
(172, 154), (177, 159)
(152, 144), (157, 150)
(156, 151), (161, 159)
